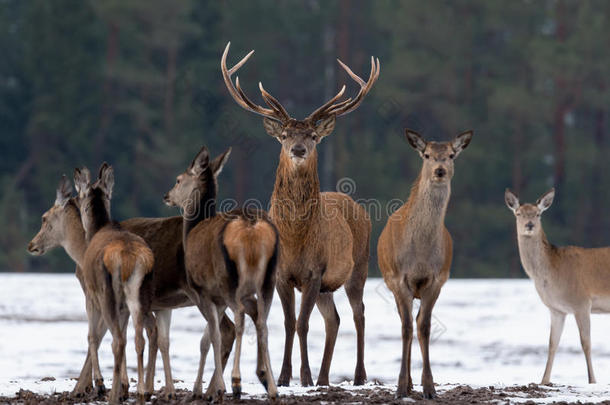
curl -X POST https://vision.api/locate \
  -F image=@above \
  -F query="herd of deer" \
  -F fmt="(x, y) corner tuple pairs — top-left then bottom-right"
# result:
(25, 42), (610, 403)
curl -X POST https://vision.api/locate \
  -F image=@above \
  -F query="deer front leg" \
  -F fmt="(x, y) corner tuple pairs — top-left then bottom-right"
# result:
(155, 309), (176, 399)
(277, 281), (296, 386)
(84, 299), (107, 399)
(416, 286), (441, 399)
(575, 308), (596, 384)
(73, 309), (106, 397)
(541, 309), (566, 384)
(220, 313), (236, 370)
(296, 274), (321, 387)
(315, 292), (340, 386)
(203, 303), (226, 402)
(392, 285), (414, 398)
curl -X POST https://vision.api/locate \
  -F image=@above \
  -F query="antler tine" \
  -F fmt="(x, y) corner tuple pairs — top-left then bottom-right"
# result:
(329, 56), (380, 117)
(259, 82), (290, 119)
(306, 85), (347, 122)
(221, 42), (288, 122)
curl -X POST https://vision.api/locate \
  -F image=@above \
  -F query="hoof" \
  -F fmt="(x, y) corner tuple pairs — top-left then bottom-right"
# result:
(300, 369), (313, 387)
(94, 383), (106, 398)
(396, 384), (412, 398)
(353, 369), (367, 386)
(277, 375), (290, 387)
(423, 386), (436, 399)
(316, 377), (329, 386)
(232, 377), (242, 400)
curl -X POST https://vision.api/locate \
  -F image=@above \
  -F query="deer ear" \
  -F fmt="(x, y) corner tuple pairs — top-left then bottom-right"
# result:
(405, 129), (427, 153)
(452, 130), (473, 157)
(536, 188), (555, 212)
(210, 147), (231, 178)
(73, 167), (91, 198)
(97, 162), (114, 199)
(505, 188), (520, 213)
(263, 117), (284, 140)
(189, 146), (210, 177)
(314, 116), (336, 140)
(55, 175), (72, 208)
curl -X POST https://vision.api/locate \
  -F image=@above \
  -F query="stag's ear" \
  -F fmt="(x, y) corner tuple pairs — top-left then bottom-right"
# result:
(97, 162), (114, 199)
(55, 175), (72, 208)
(263, 117), (284, 141)
(210, 147), (231, 178)
(505, 189), (520, 213)
(73, 167), (91, 199)
(405, 129), (427, 153)
(452, 130), (473, 157)
(314, 116), (336, 140)
(536, 188), (555, 212)
(189, 146), (210, 177)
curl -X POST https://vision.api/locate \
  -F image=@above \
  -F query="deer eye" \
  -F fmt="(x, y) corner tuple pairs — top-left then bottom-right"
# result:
(176, 178), (181, 184)
(424, 154), (430, 159)
(449, 153), (455, 159)
(311, 134), (318, 141)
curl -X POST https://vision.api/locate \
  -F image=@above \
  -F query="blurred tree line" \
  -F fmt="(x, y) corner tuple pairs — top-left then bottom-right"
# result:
(2, 0), (609, 277)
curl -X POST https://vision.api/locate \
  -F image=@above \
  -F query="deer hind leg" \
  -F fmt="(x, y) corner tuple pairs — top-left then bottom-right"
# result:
(182, 289), (210, 399)
(296, 274), (322, 387)
(255, 285), (278, 399)
(154, 309), (176, 399)
(100, 284), (127, 405)
(345, 266), (367, 385)
(84, 299), (107, 399)
(231, 293), (246, 399)
(541, 309), (566, 384)
(118, 311), (130, 398)
(392, 283), (414, 398)
(575, 308), (596, 383)
(123, 271), (148, 401)
(315, 292), (340, 386)
(416, 286), (441, 399)
(277, 280), (296, 386)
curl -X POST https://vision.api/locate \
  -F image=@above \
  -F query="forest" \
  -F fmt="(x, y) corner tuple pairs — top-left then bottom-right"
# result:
(2, 0), (609, 277)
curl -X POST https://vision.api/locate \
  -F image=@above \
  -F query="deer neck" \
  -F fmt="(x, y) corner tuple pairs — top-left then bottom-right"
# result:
(63, 201), (87, 267)
(84, 191), (111, 241)
(270, 149), (321, 243)
(517, 228), (554, 280)
(404, 172), (451, 237)
(182, 180), (217, 244)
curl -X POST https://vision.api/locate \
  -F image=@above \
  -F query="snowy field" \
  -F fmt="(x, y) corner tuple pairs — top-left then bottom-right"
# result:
(1, 274), (610, 403)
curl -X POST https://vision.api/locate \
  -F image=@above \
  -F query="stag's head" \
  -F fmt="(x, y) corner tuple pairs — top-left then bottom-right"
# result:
(221, 42), (379, 168)
(505, 188), (555, 237)
(405, 129), (473, 186)
(28, 175), (76, 255)
(73, 163), (114, 237)
(163, 146), (231, 213)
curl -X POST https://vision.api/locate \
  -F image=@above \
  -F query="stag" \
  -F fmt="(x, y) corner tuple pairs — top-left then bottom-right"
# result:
(221, 42), (377, 386)
(164, 146), (279, 401)
(378, 129), (473, 399)
(28, 177), (236, 400)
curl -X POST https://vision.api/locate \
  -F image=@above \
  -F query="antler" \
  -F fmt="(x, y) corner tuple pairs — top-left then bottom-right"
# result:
(307, 56), (380, 123)
(221, 42), (290, 123)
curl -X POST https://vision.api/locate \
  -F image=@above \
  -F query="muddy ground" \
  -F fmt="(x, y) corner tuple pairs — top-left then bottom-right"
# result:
(1, 383), (606, 405)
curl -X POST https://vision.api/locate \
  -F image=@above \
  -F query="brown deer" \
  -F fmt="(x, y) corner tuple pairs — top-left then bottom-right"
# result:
(505, 188), (610, 384)
(164, 145), (279, 401)
(378, 129), (473, 399)
(28, 178), (237, 400)
(220, 42), (377, 386)
(73, 163), (155, 404)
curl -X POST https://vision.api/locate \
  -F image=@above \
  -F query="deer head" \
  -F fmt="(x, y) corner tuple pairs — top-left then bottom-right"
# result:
(405, 129), (473, 186)
(505, 188), (555, 237)
(163, 146), (231, 214)
(221, 42), (379, 168)
(73, 163), (114, 238)
(28, 175), (75, 255)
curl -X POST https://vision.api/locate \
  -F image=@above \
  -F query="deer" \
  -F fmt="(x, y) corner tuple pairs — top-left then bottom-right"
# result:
(505, 188), (610, 385)
(377, 129), (473, 399)
(27, 177), (237, 400)
(72, 163), (156, 404)
(220, 42), (377, 387)
(164, 145), (279, 401)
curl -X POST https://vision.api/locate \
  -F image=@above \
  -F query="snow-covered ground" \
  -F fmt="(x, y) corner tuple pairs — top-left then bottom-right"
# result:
(1, 274), (610, 402)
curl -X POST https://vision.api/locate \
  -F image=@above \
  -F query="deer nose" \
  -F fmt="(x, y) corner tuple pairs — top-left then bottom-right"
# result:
(525, 221), (534, 231)
(27, 241), (39, 254)
(291, 144), (306, 158)
(434, 167), (446, 178)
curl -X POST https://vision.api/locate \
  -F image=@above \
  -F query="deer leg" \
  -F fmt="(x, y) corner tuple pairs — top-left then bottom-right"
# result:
(277, 281), (296, 386)
(255, 286), (278, 399)
(220, 313), (236, 370)
(99, 293), (127, 405)
(203, 303), (226, 402)
(541, 309), (566, 384)
(416, 287), (441, 399)
(74, 305), (106, 397)
(155, 309), (176, 399)
(118, 311), (130, 398)
(575, 308), (596, 383)
(85, 299), (107, 399)
(296, 274), (321, 387)
(393, 285), (414, 398)
(141, 311), (157, 399)
(125, 299), (147, 402)
(315, 292), (339, 386)
(345, 270), (367, 385)
(231, 300), (245, 399)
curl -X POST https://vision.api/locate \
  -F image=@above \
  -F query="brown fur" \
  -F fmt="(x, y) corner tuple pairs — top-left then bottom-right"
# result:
(102, 240), (154, 282)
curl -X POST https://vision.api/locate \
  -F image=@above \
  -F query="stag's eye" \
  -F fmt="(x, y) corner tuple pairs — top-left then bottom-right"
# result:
(424, 154), (430, 159)
(449, 153), (455, 159)
(311, 134), (318, 141)
(281, 135), (287, 140)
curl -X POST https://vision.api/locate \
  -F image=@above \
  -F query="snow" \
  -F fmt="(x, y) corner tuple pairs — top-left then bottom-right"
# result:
(1, 274), (610, 402)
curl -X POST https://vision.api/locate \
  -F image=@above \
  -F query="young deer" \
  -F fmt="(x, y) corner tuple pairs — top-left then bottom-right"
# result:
(73, 163), (155, 404)
(164, 146), (279, 401)
(378, 129), (473, 399)
(28, 177), (237, 400)
(505, 188), (610, 384)
(221, 42), (376, 387)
